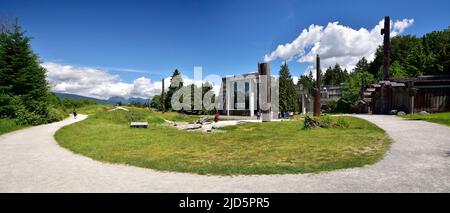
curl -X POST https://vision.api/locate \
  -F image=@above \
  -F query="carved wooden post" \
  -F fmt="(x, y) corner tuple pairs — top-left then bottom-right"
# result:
(381, 16), (390, 81)
(313, 54), (321, 117)
(161, 78), (165, 114)
(258, 63), (271, 122)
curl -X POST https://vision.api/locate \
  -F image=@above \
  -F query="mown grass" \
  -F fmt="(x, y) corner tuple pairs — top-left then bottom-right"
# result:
(0, 118), (29, 135)
(75, 104), (114, 115)
(55, 109), (390, 175)
(0, 104), (113, 136)
(400, 112), (450, 126)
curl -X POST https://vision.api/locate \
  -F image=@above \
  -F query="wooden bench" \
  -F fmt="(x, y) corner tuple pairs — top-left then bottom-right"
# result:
(130, 122), (148, 128)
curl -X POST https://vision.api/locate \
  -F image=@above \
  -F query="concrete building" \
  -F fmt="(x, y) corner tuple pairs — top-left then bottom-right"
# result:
(296, 85), (343, 114)
(216, 63), (278, 120)
(216, 72), (259, 117)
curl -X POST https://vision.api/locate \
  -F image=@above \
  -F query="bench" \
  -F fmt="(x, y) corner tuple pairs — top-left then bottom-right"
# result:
(130, 122), (148, 128)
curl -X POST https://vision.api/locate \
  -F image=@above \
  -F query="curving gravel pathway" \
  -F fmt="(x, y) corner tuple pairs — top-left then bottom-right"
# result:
(0, 114), (449, 192)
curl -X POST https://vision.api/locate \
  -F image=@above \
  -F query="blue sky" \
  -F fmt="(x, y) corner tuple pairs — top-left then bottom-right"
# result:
(1, 0), (449, 99)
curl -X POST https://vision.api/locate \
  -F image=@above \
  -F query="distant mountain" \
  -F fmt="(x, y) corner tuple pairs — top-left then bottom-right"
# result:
(107, 96), (150, 105)
(54, 93), (150, 105)
(106, 96), (127, 105)
(54, 93), (112, 105)
(128, 97), (150, 104)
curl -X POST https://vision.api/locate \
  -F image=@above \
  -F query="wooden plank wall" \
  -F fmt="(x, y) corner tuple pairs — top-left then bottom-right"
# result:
(414, 88), (450, 113)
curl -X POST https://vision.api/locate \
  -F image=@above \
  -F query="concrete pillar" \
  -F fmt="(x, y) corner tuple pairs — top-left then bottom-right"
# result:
(161, 78), (165, 114)
(249, 79), (254, 117)
(301, 93), (306, 114)
(226, 80), (230, 116)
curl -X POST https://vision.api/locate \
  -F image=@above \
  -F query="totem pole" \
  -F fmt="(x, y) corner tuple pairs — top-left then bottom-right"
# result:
(381, 16), (390, 81)
(313, 54), (321, 117)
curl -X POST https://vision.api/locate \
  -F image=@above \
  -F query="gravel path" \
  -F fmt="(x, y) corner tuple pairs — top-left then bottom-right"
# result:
(1, 114), (449, 192)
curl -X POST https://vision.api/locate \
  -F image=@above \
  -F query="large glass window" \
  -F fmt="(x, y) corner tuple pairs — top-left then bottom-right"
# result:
(245, 81), (249, 109)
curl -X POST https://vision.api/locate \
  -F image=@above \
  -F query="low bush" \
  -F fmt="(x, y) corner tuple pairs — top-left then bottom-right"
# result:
(14, 108), (46, 126)
(318, 114), (333, 128)
(303, 114), (350, 129)
(326, 99), (338, 112)
(336, 117), (350, 128)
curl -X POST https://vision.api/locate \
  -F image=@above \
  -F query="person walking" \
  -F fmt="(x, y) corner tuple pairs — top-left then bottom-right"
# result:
(72, 109), (77, 119)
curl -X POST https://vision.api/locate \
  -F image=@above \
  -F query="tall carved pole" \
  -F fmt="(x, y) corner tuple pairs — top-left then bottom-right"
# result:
(314, 54), (321, 117)
(161, 78), (165, 114)
(258, 63), (271, 122)
(381, 16), (390, 81)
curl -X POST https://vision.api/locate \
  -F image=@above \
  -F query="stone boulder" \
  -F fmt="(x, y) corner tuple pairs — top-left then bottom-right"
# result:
(389, 110), (398, 115)
(397, 111), (406, 116)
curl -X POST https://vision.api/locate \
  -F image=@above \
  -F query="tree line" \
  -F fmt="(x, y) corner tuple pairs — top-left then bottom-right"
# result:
(150, 69), (216, 115)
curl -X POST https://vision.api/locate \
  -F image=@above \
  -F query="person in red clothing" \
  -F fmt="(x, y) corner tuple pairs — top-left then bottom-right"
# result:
(214, 111), (220, 123)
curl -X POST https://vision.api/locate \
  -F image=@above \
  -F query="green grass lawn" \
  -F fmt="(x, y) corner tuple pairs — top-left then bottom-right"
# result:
(0, 118), (29, 135)
(400, 112), (450, 126)
(76, 105), (113, 115)
(55, 109), (390, 175)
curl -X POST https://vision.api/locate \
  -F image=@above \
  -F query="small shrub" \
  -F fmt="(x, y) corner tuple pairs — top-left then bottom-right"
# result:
(127, 111), (146, 122)
(46, 107), (66, 122)
(14, 108), (46, 125)
(327, 100), (338, 112)
(336, 117), (350, 128)
(302, 115), (350, 130)
(319, 114), (332, 128)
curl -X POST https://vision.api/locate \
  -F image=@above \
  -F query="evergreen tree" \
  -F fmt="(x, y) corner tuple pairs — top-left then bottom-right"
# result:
(278, 63), (299, 113)
(297, 70), (314, 90)
(0, 20), (50, 124)
(338, 71), (375, 112)
(323, 64), (348, 86)
(150, 95), (162, 110)
(179, 82), (215, 115)
(354, 57), (370, 73)
(164, 69), (183, 111)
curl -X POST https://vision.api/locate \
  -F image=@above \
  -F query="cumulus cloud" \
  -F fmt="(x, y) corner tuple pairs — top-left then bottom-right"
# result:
(43, 62), (166, 100)
(264, 18), (414, 74)
(393, 18), (414, 34)
(42, 62), (220, 100)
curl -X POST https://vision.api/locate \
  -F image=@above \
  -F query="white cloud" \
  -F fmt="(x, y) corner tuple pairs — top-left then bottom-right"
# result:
(43, 62), (163, 100)
(292, 76), (298, 84)
(42, 62), (220, 100)
(393, 19), (414, 34)
(264, 18), (414, 74)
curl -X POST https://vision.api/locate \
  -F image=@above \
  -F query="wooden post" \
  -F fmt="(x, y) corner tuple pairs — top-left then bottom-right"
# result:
(161, 78), (165, 114)
(409, 81), (416, 114)
(314, 55), (321, 117)
(381, 16), (390, 81)
(258, 63), (271, 122)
